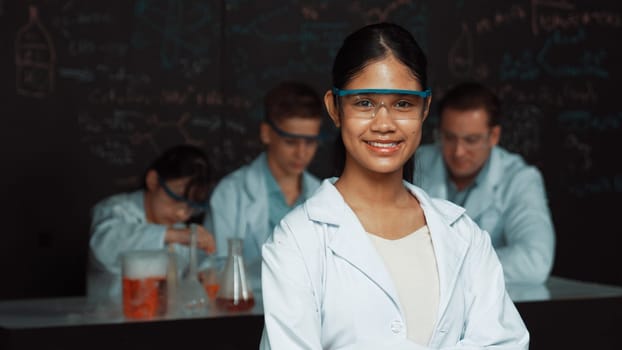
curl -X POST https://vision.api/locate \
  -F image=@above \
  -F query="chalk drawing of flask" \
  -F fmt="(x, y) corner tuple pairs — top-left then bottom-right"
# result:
(15, 5), (56, 98)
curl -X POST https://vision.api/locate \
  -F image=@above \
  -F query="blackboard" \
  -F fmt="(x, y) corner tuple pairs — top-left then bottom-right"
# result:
(1, 0), (621, 299)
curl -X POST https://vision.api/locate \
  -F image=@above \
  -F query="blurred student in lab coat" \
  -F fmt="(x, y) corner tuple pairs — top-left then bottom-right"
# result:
(204, 81), (324, 293)
(260, 22), (529, 349)
(87, 144), (216, 301)
(413, 82), (555, 284)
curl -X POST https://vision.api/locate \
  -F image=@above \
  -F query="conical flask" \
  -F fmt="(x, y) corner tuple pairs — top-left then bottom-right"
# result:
(176, 224), (208, 315)
(215, 238), (255, 311)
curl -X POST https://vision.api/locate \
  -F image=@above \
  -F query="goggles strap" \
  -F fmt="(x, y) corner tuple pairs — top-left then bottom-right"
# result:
(266, 118), (322, 141)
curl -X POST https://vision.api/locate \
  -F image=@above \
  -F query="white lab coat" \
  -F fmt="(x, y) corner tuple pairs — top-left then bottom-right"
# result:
(261, 179), (529, 349)
(204, 152), (320, 292)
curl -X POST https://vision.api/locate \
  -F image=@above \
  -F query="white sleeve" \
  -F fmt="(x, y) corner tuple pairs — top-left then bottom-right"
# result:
(89, 200), (166, 274)
(495, 167), (555, 284)
(447, 221), (530, 349)
(260, 220), (323, 350)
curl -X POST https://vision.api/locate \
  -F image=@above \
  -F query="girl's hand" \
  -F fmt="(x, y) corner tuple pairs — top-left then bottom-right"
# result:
(165, 225), (216, 254)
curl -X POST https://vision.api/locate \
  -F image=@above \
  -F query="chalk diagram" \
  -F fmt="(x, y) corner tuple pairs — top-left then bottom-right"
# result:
(74, 0), (230, 168)
(131, 0), (216, 73)
(15, 5), (56, 98)
(78, 110), (206, 166)
(78, 105), (256, 178)
(499, 103), (543, 161)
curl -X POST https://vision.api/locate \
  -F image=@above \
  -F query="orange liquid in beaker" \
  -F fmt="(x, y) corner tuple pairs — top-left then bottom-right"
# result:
(204, 283), (220, 300)
(215, 297), (255, 311)
(122, 276), (167, 319)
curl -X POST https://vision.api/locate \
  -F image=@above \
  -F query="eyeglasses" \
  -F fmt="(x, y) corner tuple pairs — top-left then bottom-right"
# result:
(158, 176), (207, 216)
(333, 87), (431, 121)
(436, 130), (491, 150)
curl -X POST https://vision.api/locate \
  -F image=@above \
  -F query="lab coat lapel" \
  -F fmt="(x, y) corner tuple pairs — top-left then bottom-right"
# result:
(462, 184), (494, 221)
(242, 154), (270, 245)
(413, 185), (469, 321)
(416, 147), (448, 199)
(246, 195), (268, 242)
(307, 180), (402, 311)
(328, 207), (403, 311)
(462, 148), (501, 220)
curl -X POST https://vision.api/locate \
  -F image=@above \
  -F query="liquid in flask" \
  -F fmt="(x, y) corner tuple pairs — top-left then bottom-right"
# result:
(215, 238), (255, 311)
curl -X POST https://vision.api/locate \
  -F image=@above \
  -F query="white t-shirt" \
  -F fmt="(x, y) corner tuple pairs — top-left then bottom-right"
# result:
(368, 225), (440, 345)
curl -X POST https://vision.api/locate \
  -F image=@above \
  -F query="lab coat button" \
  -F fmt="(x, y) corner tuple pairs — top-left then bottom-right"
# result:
(390, 320), (403, 334)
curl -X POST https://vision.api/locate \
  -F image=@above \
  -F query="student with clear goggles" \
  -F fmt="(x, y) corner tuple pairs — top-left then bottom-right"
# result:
(204, 81), (324, 295)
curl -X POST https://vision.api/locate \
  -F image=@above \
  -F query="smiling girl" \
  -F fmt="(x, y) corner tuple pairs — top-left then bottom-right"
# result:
(260, 23), (529, 349)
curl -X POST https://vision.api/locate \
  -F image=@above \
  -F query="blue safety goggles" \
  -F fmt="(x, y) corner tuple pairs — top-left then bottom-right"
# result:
(265, 118), (323, 141)
(158, 176), (208, 214)
(332, 87), (431, 120)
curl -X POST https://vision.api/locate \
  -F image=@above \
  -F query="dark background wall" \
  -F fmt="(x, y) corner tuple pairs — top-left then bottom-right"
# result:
(0, 0), (620, 299)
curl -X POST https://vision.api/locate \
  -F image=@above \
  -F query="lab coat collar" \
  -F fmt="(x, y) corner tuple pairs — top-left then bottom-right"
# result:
(422, 145), (501, 220)
(306, 178), (469, 319)
(306, 178), (466, 227)
(305, 178), (343, 225)
(238, 153), (270, 242)
(242, 152), (319, 245)
(416, 144), (449, 199)
(306, 178), (403, 310)
(462, 147), (502, 220)
(243, 152), (318, 203)
(242, 153), (269, 203)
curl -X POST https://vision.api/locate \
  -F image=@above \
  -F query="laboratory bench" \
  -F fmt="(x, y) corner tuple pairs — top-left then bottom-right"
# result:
(1, 276), (621, 350)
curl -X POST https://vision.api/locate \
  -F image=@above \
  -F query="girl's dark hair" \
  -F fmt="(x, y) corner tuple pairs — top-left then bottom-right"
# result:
(144, 144), (211, 204)
(331, 22), (428, 181)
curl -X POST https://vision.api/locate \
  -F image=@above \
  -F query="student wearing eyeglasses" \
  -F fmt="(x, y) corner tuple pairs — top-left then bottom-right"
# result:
(413, 82), (555, 284)
(204, 81), (323, 293)
(87, 144), (216, 301)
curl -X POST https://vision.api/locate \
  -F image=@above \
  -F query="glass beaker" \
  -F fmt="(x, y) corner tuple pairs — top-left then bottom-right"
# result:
(121, 249), (168, 320)
(215, 238), (255, 311)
